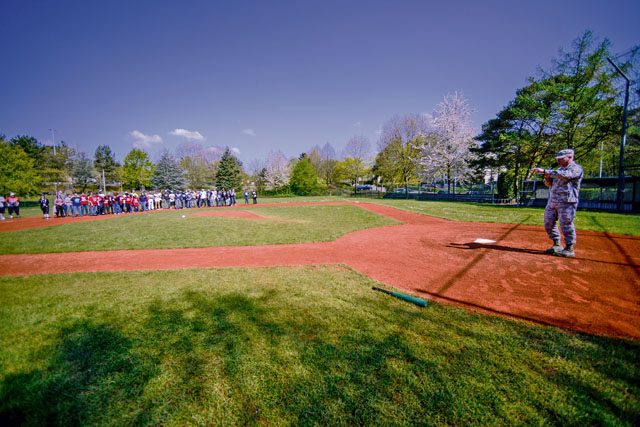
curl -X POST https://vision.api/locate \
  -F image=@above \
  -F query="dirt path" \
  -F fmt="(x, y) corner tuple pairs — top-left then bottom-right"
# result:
(1, 202), (638, 340)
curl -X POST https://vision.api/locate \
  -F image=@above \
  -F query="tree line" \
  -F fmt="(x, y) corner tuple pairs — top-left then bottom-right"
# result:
(0, 136), (246, 196)
(2, 31), (638, 199)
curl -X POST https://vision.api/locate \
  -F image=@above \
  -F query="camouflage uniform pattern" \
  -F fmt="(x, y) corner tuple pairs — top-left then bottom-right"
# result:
(544, 162), (583, 245)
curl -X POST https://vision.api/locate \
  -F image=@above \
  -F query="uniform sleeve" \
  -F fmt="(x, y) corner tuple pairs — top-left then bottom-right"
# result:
(549, 164), (583, 180)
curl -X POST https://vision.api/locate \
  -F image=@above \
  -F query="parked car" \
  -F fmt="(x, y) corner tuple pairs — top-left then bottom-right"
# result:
(393, 188), (419, 194)
(356, 184), (373, 190)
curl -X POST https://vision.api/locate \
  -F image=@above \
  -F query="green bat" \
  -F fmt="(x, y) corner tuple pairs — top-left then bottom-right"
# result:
(372, 287), (428, 307)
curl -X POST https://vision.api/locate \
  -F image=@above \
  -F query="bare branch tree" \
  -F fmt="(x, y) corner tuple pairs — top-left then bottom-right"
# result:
(319, 142), (337, 161)
(343, 135), (371, 163)
(176, 142), (223, 164)
(247, 158), (265, 177)
(318, 142), (338, 185)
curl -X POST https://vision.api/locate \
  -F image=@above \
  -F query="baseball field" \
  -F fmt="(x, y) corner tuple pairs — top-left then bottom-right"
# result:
(0, 198), (638, 425)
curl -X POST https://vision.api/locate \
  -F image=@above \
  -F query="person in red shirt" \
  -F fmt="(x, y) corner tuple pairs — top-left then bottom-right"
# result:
(102, 193), (110, 214)
(88, 192), (97, 216)
(132, 195), (140, 212)
(124, 193), (132, 213)
(6, 192), (20, 218)
(80, 193), (89, 216)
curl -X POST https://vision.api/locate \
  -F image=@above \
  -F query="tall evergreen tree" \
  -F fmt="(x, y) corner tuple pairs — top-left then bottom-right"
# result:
(152, 151), (186, 190)
(215, 147), (243, 189)
(94, 145), (120, 188)
(72, 152), (94, 192)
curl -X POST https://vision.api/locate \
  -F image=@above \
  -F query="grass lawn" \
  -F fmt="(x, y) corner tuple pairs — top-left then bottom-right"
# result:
(1, 267), (638, 426)
(372, 198), (640, 236)
(0, 205), (397, 254)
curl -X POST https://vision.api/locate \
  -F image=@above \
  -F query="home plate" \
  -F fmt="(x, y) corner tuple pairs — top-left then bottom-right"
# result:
(474, 238), (496, 244)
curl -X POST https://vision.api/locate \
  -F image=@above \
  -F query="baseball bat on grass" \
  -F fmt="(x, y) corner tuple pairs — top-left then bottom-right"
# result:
(372, 287), (428, 307)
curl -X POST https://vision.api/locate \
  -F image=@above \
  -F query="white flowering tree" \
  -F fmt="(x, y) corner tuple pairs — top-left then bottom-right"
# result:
(419, 92), (477, 194)
(264, 150), (291, 189)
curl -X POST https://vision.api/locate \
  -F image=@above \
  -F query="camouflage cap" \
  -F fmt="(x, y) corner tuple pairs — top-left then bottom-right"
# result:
(555, 149), (574, 158)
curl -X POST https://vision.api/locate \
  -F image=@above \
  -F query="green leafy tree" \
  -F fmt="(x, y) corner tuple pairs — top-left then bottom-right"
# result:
(0, 138), (41, 195)
(122, 148), (155, 190)
(72, 152), (94, 192)
(10, 135), (45, 163)
(290, 155), (320, 195)
(474, 79), (558, 198)
(215, 147), (243, 189)
(374, 114), (425, 192)
(545, 32), (620, 152)
(57, 141), (77, 191)
(333, 157), (369, 195)
(40, 145), (68, 194)
(9, 135), (67, 193)
(625, 108), (640, 174)
(474, 31), (639, 197)
(152, 151), (186, 190)
(94, 145), (121, 189)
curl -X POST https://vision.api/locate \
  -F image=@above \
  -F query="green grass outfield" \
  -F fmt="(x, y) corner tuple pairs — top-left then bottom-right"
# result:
(371, 199), (640, 236)
(0, 204), (397, 254)
(1, 267), (638, 425)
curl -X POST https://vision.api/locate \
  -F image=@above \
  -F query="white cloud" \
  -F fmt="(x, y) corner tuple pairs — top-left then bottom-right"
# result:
(170, 128), (205, 141)
(231, 147), (241, 155)
(242, 128), (256, 137)
(130, 130), (163, 149)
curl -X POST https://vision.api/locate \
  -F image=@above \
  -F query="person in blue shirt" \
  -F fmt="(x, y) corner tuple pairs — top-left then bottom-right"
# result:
(71, 193), (82, 217)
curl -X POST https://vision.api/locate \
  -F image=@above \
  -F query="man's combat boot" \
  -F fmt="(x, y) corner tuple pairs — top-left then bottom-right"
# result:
(545, 240), (562, 255)
(555, 244), (575, 258)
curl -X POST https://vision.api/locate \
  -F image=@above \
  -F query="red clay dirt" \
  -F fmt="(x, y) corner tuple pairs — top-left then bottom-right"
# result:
(1, 202), (638, 340)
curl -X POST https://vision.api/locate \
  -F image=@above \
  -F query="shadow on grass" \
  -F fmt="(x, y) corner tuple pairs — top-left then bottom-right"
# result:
(2, 289), (639, 425)
(0, 320), (158, 426)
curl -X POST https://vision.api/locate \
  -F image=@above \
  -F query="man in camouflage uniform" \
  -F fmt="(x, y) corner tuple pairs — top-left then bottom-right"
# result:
(533, 149), (583, 258)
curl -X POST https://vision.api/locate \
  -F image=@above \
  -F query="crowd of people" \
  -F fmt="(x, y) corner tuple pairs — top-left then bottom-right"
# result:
(0, 189), (259, 220)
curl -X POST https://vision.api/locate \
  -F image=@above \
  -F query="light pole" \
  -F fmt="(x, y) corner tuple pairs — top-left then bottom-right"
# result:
(49, 128), (57, 194)
(49, 128), (56, 156)
(606, 57), (630, 212)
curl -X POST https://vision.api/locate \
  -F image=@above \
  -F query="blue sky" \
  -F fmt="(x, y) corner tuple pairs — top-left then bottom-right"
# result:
(1, 0), (638, 165)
